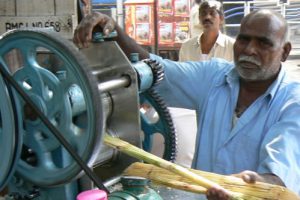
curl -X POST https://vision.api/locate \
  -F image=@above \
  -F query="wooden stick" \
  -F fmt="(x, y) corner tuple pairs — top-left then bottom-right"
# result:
(104, 134), (247, 200)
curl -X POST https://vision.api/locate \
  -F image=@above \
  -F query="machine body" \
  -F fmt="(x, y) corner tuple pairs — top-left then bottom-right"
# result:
(0, 29), (176, 200)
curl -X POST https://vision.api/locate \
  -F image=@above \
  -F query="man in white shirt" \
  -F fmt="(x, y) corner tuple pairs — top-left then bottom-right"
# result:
(173, 1), (235, 168)
(180, 1), (235, 62)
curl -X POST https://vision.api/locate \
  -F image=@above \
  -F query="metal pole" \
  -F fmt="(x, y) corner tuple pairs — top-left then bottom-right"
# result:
(153, 0), (158, 54)
(117, 0), (124, 28)
(98, 76), (130, 92)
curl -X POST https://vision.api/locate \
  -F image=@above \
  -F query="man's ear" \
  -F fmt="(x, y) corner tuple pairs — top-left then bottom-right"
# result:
(219, 15), (225, 25)
(281, 42), (292, 62)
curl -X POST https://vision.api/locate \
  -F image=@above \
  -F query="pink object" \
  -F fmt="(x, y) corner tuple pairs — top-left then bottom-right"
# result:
(77, 189), (108, 200)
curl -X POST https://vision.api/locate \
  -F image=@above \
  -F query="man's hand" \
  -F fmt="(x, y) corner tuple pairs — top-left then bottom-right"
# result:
(232, 170), (285, 185)
(206, 171), (285, 200)
(73, 11), (150, 59)
(73, 12), (116, 48)
(206, 185), (231, 200)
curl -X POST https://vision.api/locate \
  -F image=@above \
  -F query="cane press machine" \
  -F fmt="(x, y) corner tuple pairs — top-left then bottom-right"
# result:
(0, 29), (177, 199)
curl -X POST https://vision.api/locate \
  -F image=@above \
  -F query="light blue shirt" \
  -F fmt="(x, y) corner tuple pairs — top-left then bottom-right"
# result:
(150, 54), (300, 194)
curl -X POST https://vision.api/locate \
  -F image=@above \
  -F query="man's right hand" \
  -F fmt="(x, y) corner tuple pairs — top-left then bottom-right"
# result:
(73, 12), (116, 48)
(73, 11), (150, 59)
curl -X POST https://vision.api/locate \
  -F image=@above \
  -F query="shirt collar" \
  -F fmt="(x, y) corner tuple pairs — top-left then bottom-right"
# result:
(195, 31), (226, 47)
(212, 65), (237, 87)
(265, 65), (286, 99)
(219, 64), (287, 101)
(215, 31), (227, 47)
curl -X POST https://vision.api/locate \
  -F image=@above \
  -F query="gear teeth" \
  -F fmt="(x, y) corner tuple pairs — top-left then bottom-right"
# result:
(148, 88), (177, 162)
(142, 59), (164, 86)
(140, 60), (177, 161)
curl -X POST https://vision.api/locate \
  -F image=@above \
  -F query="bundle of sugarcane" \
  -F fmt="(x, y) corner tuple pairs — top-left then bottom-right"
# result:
(104, 134), (300, 200)
(124, 162), (300, 200)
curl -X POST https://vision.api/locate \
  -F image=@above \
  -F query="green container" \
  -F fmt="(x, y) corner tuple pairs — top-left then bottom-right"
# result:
(108, 176), (163, 200)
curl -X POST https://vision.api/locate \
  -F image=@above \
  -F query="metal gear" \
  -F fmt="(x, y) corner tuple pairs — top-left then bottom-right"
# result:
(139, 59), (177, 162)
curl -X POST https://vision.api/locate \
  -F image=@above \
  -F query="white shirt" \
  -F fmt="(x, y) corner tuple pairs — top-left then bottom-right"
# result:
(179, 32), (235, 62)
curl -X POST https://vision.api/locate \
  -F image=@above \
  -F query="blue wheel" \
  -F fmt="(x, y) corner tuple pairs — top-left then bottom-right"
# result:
(0, 69), (22, 191)
(0, 29), (103, 186)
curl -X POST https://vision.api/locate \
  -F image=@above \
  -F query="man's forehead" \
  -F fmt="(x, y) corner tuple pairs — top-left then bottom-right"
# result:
(240, 16), (284, 38)
(238, 32), (272, 41)
(242, 10), (285, 33)
(239, 26), (270, 38)
(238, 26), (279, 45)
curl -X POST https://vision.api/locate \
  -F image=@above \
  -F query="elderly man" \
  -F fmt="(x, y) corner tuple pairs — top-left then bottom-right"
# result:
(74, 9), (300, 199)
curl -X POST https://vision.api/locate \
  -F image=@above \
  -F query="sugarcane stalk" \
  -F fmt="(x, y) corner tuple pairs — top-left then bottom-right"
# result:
(124, 162), (300, 200)
(104, 134), (245, 200)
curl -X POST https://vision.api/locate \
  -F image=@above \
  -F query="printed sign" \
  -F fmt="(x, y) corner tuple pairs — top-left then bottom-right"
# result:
(0, 15), (75, 39)
(136, 5), (150, 23)
(175, 21), (189, 43)
(136, 23), (151, 44)
(158, 0), (173, 15)
(158, 22), (173, 45)
(174, 0), (189, 17)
